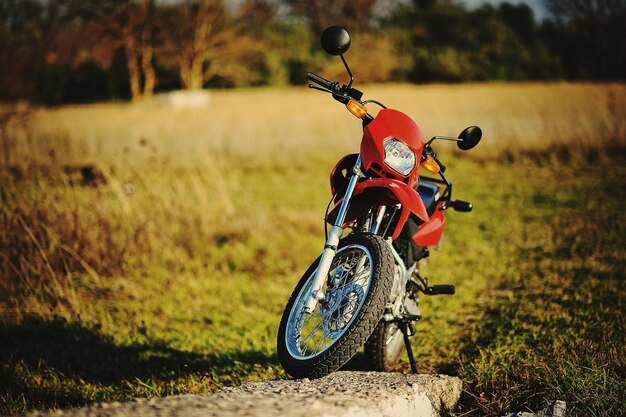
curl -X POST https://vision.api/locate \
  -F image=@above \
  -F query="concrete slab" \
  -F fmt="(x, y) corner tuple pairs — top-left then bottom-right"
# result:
(26, 372), (463, 417)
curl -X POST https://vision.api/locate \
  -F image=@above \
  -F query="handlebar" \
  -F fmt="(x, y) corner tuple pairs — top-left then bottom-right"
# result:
(306, 71), (365, 104)
(306, 72), (334, 90)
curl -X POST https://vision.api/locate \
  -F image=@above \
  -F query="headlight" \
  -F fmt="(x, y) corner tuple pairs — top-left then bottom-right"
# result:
(383, 139), (415, 176)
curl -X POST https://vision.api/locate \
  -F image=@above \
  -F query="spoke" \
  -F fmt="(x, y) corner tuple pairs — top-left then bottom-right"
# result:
(334, 266), (358, 289)
(337, 268), (354, 287)
(311, 332), (328, 355)
(299, 304), (324, 328)
(335, 252), (356, 272)
(345, 257), (368, 280)
(352, 270), (370, 286)
(334, 267), (369, 293)
(299, 313), (315, 330)
(301, 315), (324, 340)
(300, 319), (324, 349)
(353, 257), (368, 273)
(337, 294), (357, 312)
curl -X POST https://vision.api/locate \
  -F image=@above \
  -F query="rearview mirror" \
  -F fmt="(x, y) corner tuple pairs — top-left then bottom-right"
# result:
(321, 26), (351, 56)
(457, 126), (482, 150)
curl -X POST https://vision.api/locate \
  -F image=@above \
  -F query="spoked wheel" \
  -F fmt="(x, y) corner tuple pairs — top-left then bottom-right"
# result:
(277, 233), (393, 379)
(364, 321), (406, 371)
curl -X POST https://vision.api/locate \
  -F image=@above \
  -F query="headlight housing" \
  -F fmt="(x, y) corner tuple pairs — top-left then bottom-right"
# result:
(383, 139), (415, 176)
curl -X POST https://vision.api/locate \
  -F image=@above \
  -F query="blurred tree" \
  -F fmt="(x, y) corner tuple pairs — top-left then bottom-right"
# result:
(236, 0), (312, 85)
(239, 0), (276, 22)
(545, 0), (626, 79)
(342, 0), (380, 31)
(498, 3), (535, 46)
(0, 0), (42, 99)
(41, 1), (133, 103)
(286, 0), (379, 33)
(159, 0), (261, 89)
(108, 0), (157, 101)
(124, 0), (156, 100)
(0, 0), (75, 100)
(465, 5), (527, 80)
(382, 0), (558, 81)
(61, 0), (158, 102)
(2, 0), (621, 103)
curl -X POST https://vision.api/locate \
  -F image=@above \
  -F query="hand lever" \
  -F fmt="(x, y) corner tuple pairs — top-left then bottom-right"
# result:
(309, 84), (332, 93)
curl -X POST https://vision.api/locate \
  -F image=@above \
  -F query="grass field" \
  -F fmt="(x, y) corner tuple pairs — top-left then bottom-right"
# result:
(1, 83), (625, 416)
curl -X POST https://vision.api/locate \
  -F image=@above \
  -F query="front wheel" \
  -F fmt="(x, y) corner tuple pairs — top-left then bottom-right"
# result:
(277, 233), (394, 378)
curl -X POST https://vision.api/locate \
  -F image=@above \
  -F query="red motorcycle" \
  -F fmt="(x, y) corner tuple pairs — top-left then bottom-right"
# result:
(277, 26), (481, 378)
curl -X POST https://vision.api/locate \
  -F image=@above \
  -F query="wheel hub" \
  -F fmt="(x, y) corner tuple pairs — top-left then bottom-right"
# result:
(322, 283), (365, 338)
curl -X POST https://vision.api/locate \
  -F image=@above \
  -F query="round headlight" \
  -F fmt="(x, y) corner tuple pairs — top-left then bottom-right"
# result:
(383, 139), (415, 176)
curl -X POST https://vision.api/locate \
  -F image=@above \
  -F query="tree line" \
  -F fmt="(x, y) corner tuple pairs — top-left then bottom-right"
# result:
(1, 0), (624, 104)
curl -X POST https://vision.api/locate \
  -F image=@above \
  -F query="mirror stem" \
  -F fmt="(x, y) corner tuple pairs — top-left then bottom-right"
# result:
(426, 136), (463, 146)
(340, 54), (354, 89)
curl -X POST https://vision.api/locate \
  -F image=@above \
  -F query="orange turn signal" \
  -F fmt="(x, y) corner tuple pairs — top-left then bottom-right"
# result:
(421, 155), (440, 174)
(346, 99), (368, 119)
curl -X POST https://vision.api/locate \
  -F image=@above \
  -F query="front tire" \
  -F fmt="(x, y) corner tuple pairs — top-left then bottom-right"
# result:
(277, 233), (393, 378)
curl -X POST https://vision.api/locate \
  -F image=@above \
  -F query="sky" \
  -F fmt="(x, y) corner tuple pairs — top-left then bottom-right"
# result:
(460, 0), (550, 21)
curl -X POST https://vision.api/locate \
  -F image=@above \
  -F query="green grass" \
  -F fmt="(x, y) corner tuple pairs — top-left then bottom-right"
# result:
(1, 84), (625, 416)
(454, 152), (626, 416)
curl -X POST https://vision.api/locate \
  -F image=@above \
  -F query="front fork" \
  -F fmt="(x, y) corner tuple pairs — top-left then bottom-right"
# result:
(305, 156), (364, 312)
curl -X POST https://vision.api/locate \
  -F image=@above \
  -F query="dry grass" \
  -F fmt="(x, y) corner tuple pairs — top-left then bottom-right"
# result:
(3, 83), (625, 167)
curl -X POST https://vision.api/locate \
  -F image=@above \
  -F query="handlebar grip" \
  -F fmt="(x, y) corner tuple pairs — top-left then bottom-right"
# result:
(306, 72), (334, 90)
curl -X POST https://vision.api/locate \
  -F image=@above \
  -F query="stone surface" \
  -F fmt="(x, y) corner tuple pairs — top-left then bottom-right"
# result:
(25, 372), (463, 417)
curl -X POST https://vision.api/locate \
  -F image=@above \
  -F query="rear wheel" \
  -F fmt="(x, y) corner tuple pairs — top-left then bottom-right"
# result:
(277, 233), (393, 378)
(364, 321), (405, 371)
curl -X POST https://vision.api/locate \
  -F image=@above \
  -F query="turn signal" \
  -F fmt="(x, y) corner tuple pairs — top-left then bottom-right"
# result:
(421, 155), (440, 174)
(346, 100), (368, 119)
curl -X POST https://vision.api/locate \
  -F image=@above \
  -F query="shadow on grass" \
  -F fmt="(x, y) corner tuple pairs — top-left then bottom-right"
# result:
(0, 317), (277, 410)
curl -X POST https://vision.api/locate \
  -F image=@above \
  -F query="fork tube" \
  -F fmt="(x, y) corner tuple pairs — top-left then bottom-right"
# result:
(370, 206), (386, 235)
(305, 156), (362, 311)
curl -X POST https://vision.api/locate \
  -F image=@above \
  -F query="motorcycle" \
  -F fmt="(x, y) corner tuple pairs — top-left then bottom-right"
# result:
(276, 26), (482, 378)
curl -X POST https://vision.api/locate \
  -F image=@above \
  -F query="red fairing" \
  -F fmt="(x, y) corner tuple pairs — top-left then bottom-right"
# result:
(412, 203), (446, 246)
(326, 178), (429, 239)
(360, 109), (426, 188)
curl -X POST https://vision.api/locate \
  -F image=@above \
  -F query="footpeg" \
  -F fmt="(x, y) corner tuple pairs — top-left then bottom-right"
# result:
(425, 285), (455, 295)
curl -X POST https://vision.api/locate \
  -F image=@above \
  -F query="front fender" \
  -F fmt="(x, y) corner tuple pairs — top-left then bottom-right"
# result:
(326, 178), (429, 240)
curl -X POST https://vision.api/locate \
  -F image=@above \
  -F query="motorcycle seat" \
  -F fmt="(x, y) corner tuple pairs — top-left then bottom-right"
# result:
(417, 181), (440, 217)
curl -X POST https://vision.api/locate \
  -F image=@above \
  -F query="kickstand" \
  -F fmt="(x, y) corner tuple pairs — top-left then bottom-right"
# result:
(399, 320), (418, 374)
